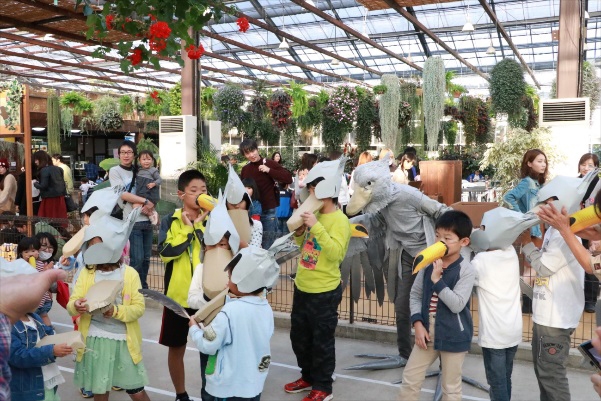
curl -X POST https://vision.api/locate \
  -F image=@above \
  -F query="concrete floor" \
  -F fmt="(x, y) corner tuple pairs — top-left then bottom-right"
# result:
(48, 303), (599, 401)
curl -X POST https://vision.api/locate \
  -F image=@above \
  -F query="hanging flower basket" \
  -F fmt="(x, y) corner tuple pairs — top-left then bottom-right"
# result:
(328, 85), (359, 131)
(268, 90), (293, 131)
(398, 101), (412, 128)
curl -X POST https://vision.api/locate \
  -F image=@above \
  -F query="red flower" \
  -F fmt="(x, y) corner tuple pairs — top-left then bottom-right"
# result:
(149, 21), (171, 39)
(186, 44), (205, 60)
(121, 17), (133, 31)
(150, 90), (160, 103)
(150, 38), (167, 52)
(149, 14), (157, 21)
(236, 17), (250, 33)
(128, 48), (143, 66)
(105, 14), (114, 30)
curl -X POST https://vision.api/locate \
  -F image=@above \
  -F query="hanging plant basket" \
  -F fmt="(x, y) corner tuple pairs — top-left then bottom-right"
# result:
(328, 85), (359, 132)
(398, 101), (412, 128)
(268, 90), (293, 131)
(213, 84), (245, 129)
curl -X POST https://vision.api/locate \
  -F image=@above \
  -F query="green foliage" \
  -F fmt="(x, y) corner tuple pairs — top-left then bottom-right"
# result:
(355, 89), (376, 153)
(297, 93), (325, 135)
(480, 126), (562, 198)
(489, 58), (526, 119)
(213, 84), (245, 131)
(582, 61), (601, 117)
(144, 90), (169, 116)
(286, 81), (308, 119)
(59, 91), (93, 115)
(379, 74), (400, 150)
(136, 137), (159, 154)
(423, 57), (446, 150)
(60, 107), (74, 135)
(322, 104), (345, 153)
(373, 85), (388, 95)
(145, 120), (159, 132)
(168, 81), (182, 116)
(280, 119), (298, 172)
(441, 120), (457, 146)
(78, 0), (236, 73)
(269, 90), (293, 131)
(200, 87), (217, 120)
(119, 95), (134, 115)
(0, 80), (23, 131)
(239, 83), (273, 143)
(191, 139), (229, 196)
(47, 95), (61, 155)
(439, 144), (494, 179)
(93, 96), (123, 133)
(458, 96), (491, 145)
(399, 82), (424, 148)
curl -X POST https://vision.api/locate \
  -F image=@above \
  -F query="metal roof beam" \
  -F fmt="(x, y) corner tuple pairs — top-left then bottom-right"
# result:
(406, 7), (431, 58)
(479, 0), (541, 88)
(247, 0), (315, 81)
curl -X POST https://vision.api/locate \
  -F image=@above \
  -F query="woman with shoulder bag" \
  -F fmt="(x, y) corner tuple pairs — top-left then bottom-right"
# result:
(33, 151), (67, 220)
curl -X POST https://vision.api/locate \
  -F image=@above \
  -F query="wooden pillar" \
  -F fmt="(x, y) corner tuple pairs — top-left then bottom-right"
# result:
(181, 29), (197, 116)
(22, 85), (33, 234)
(556, 0), (583, 98)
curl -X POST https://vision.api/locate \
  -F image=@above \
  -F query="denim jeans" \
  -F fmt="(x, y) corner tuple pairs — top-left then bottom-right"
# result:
(260, 208), (277, 249)
(129, 221), (153, 289)
(482, 346), (518, 401)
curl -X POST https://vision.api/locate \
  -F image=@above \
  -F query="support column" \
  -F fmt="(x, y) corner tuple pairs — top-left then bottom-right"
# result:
(556, 0), (583, 98)
(181, 29), (197, 116)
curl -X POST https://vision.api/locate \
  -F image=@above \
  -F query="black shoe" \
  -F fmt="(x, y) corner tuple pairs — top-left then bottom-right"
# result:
(585, 302), (596, 313)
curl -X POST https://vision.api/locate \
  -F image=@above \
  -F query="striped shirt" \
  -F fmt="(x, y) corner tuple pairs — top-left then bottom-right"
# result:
(429, 293), (438, 314)
(36, 260), (52, 307)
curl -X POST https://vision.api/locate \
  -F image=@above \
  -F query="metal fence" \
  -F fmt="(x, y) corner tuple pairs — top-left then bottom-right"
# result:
(3, 214), (598, 348)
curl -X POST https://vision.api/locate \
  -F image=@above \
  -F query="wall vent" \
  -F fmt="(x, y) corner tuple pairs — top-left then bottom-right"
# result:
(159, 117), (185, 134)
(539, 98), (589, 126)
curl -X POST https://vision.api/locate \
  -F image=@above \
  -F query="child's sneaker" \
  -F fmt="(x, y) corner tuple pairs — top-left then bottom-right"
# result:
(284, 377), (312, 393)
(80, 388), (93, 398)
(302, 390), (333, 401)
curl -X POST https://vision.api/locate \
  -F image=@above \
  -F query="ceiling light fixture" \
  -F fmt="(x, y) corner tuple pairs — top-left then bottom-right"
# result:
(32, 127), (46, 132)
(462, 5), (474, 32)
(331, 58), (340, 66)
(279, 37), (290, 49)
(486, 40), (495, 54)
(406, 53), (413, 63)
(362, 7), (369, 39)
(279, 4), (290, 50)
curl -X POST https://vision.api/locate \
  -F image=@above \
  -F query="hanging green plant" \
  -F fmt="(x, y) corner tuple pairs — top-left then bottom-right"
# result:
(60, 107), (74, 135)
(240, 83), (270, 142)
(373, 85), (388, 95)
(286, 81), (308, 119)
(281, 119), (298, 172)
(399, 81), (423, 148)
(459, 96), (479, 145)
(119, 95), (134, 115)
(144, 89), (169, 117)
(398, 101), (412, 129)
(422, 57), (446, 150)
(60, 91), (89, 113)
(200, 86), (217, 120)
(146, 120), (159, 132)
(442, 120), (458, 146)
(355, 88), (376, 153)
(0, 141), (25, 165)
(379, 74), (400, 150)
(0, 79), (23, 131)
(213, 83), (245, 130)
(94, 96), (123, 133)
(322, 104), (346, 153)
(169, 81), (182, 116)
(489, 58), (526, 119)
(47, 95), (61, 155)
(328, 85), (359, 132)
(268, 89), (293, 131)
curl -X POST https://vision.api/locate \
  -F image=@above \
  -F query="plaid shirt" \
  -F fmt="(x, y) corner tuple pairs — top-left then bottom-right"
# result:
(0, 313), (11, 401)
(84, 163), (99, 180)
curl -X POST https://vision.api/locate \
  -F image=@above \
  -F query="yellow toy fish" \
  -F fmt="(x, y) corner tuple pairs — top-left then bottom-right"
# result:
(196, 194), (218, 212)
(569, 205), (601, 233)
(350, 224), (368, 238)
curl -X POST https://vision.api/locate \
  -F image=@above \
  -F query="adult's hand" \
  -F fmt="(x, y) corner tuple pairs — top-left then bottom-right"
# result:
(0, 269), (66, 324)
(537, 203), (570, 232)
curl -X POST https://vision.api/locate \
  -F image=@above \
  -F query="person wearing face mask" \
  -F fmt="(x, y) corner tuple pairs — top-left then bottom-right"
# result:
(33, 232), (59, 326)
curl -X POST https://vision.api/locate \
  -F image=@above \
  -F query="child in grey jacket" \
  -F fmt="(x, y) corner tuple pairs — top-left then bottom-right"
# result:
(135, 150), (161, 224)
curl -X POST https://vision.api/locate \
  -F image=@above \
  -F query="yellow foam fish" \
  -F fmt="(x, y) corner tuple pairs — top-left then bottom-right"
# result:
(350, 224), (368, 238)
(28, 256), (37, 269)
(570, 205), (601, 233)
(412, 241), (448, 274)
(196, 194), (218, 212)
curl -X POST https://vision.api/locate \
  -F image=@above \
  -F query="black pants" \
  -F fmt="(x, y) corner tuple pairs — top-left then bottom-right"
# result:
(394, 250), (417, 359)
(290, 284), (343, 394)
(200, 352), (210, 401)
(585, 273), (600, 304)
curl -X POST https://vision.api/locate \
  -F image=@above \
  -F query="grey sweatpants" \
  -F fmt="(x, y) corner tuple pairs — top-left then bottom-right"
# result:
(531, 323), (574, 401)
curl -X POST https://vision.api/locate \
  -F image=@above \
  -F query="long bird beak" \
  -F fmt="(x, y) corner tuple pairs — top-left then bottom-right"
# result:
(412, 241), (448, 274)
(346, 184), (372, 216)
(570, 205), (601, 233)
(196, 194), (218, 212)
(350, 224), (368, 238)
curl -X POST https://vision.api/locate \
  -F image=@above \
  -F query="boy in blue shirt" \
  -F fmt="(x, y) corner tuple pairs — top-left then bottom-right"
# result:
(399, 210), (476, 401)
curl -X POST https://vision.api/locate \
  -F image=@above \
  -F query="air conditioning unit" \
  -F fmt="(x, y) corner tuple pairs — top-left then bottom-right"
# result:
(159, 115), (197, 179)
(539, 98), (590, 176)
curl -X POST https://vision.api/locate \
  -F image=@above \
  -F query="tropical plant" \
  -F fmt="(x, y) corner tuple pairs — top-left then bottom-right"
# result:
(373, 84), (388, 95)
(59, 91), (93, 115)
(297, 90), (328, 136)
(480, 126), (563, 199)
(439, 144), (494, 179)
(355, 88), (376, 153)
(489, 58), (526, 120)
(0, 79), (23, 131)
(119, 95), (134, 115)
(582, 61), (601, 117)
(286, 81), (308, 119)
(47, 95), (61, 154)
(200, 86), (217, 120)
(169, 81), (182, 116)
(442, 120), (457, 146)
(268, 89), (293, 131)
(60, 107), (74, 135)
(422, 57), (446, 149)
(213, 83), (245, 130)
(137, 137), (159, 155)
(94, 96), (123, 133)
(379, 74), (400, 150)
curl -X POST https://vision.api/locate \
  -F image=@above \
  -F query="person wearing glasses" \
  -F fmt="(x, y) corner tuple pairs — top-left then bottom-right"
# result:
(109, 141), (155, 290)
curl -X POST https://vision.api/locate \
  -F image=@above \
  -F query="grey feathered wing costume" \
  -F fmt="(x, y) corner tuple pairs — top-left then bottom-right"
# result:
(342, 158), (452, 370)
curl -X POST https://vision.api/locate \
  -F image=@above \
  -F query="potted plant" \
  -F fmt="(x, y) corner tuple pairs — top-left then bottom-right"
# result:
(94, 96), (123, 133)
(213, 84), (245, 130)
(119, 95), (134, 116)
(489, 58), (526, 120)
(373, 84), (388, 95)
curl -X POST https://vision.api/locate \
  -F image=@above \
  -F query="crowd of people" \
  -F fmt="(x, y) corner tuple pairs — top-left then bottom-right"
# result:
(1, 141), (601, 401)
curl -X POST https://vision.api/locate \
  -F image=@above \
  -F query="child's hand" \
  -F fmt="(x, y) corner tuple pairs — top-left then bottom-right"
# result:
(147, 183), (156, 189)
(194, 209), (210, 225)
(53, 343), (73, 357)
(103, 305), (115, 318)
(59, 256), (70, 267)
(431, 259), (443, 284)
(294, 224), (306, 237)
(181, 211), (193, 227)
(301, 211), (317, 228)
(414, 321), (430, 350)
(188, 317), (202, 328)
(518, 229), (532, 246)
(74, 298), (89, 314)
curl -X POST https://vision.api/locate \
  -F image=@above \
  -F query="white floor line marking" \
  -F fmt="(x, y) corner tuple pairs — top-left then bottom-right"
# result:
(57, 366), (201, 401)
(53, 322), (489, 401)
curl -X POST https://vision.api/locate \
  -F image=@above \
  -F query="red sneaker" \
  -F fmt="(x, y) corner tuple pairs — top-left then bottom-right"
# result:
(302, 390), (333, 401)
(284, 378), (312, 393)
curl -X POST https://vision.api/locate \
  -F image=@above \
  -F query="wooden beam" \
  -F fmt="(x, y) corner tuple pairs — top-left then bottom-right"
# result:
(219, 4), (383, 77)
(382, 0), (490, 81)
(557, 0), (582, 98)
(290, 0), (422, 72)
(23, 84), (33, 218)
(478, 0), (541, 88)
(201, 29), (366, 86)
